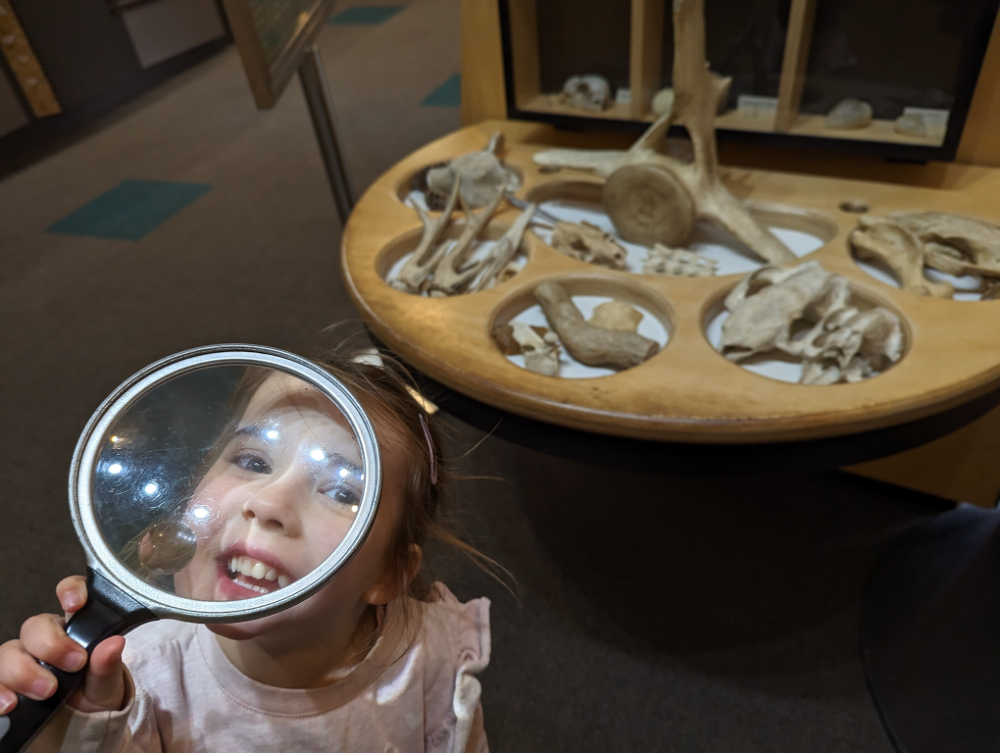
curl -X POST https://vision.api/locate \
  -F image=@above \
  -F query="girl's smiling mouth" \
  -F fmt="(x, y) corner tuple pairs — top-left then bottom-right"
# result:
(216, 545), (294, 598)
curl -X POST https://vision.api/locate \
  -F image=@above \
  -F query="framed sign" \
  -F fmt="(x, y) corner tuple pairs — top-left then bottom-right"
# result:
(220, 0), (337, 108)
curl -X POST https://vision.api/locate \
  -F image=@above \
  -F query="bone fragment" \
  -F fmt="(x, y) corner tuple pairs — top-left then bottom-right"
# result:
(889, 211), (1000, 272)
(493, 321), (561, 376)
(719, 261), (904, 385)
(588, 301), (644, 333)
(643, 244), (717, 276)
(550, 221), (628, 270)
(426, 133), (520, 209)
(390, 178), (462, 293)
(535, 282), (659, 369)
(652, 87), (675, 116)
(720, 262), (839, 361)
(825, 98), (873, 130)
(895, 113), (928, 137)
(468, 204), (535, 293)
(531, 0), (793, 266)
(426, 183), (507, 296)
(493, 322), (547, 355)
(560, 75), (611, 112)
(849, 216), (953, 298)
(800, 308), (904, 385)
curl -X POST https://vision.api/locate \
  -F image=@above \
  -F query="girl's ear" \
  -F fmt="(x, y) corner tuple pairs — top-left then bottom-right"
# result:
(363, 544), (423, 605)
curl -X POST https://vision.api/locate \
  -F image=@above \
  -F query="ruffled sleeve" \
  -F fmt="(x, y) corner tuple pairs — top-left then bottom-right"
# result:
(422, 583), (491, 753)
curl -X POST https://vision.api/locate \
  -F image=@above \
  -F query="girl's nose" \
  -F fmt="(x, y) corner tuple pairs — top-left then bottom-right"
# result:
(241, 472), (304, 536)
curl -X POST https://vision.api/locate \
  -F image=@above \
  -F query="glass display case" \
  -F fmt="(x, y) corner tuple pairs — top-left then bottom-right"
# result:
(499, 0), (1000, 160)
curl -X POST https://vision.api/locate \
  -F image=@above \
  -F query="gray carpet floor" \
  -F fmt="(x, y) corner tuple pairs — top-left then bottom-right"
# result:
(0, 2), (951, 749)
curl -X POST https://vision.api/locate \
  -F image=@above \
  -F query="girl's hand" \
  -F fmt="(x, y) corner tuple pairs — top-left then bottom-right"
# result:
(0, 576), (126, 715)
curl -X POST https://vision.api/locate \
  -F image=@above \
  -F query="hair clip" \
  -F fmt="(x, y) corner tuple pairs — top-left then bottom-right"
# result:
(419, 413), (438, 486)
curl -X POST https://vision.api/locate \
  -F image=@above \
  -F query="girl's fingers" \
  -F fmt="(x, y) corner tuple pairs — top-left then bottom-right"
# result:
(0, 683), (18, 714)
(71, 637), (125, 713)
(55, 576), (88, 616)
(19, 614), (87, 674)
(0, 641), (57, 702)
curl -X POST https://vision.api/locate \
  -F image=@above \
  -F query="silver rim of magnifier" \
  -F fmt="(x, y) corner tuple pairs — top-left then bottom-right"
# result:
(68, 345), (382, 621)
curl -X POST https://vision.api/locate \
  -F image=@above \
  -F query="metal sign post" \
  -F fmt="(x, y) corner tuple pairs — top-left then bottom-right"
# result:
(219, 0), (355, 224)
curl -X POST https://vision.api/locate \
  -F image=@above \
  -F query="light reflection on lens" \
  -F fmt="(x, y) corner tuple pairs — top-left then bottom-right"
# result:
(144, 482), (159, 495)
(309, 448), (325, 462)
(108, 463), (123, 475)
(265, 429), (279, 440)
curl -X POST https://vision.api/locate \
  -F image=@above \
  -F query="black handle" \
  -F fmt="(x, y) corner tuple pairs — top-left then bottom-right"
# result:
(0, 569), (156, 753)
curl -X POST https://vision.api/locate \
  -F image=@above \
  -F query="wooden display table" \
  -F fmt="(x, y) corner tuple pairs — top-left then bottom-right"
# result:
(341, 120), (1000, 488)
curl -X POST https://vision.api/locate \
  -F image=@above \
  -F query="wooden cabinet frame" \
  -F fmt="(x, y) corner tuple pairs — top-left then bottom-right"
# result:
(464, 0), (1000, 164)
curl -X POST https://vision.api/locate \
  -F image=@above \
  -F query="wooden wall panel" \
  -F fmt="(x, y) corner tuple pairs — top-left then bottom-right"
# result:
(957, 10), (1000, 167)
(461, 0), (507, 125)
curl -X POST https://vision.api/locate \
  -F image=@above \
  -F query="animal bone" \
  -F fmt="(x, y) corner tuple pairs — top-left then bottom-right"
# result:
(550, 221), (628, 270)
(467, 204), (535, 293)
(825, 98), (873, 130)
(426, 133), (520, 209)
(560, 75), (611, 112)
(719, 261), (904, 385)
(390, 178), (462, 293)
(532, 0), (793, 265)
(849, 216), (953, 298)
(799, 307), (904, 385)
(889, 212), (1000, 272)
(720, 262), (846, 361)
(643, 244), (717, 277)
(426, 183), (507, 297)
(588, 301), (643, 333)
(652, 87), (675, 116)
(535, 282), (659, 369)
(493, 322), (560, 376)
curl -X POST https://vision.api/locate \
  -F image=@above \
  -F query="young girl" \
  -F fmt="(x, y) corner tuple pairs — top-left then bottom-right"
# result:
(0, 347), (492, 752)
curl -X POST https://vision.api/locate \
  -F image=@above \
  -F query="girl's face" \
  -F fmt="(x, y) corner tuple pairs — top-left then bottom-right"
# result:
(173, 373), (367, 603)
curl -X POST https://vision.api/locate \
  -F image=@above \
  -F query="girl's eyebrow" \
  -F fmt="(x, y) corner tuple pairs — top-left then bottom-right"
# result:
(234, 425), (364, 478)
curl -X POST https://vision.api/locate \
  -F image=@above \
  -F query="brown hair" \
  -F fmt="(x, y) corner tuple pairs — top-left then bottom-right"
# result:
(311, 341), (508, 604)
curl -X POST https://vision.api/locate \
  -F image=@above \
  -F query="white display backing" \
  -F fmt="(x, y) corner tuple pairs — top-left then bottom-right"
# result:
(505, 295), (669, 379)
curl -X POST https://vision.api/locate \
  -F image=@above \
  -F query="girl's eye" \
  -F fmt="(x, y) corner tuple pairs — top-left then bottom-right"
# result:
(321, 485), (360, 508)
(231, 450), (272, 475)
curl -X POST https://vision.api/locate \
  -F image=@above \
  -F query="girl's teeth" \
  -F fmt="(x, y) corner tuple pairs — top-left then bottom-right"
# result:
(228, 556), (289, 589)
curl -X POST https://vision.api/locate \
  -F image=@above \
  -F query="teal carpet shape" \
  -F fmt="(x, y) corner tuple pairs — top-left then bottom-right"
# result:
(47, 180), (212, 241)
(328, 6), (404, 25)
(422, 74), (460, 107)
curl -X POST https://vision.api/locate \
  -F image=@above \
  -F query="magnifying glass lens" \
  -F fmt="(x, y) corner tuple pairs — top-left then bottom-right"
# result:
(93, 365), (366, 602)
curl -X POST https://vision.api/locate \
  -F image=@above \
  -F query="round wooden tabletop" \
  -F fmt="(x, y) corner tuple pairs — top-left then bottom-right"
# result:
(341, 120), (1000, 444)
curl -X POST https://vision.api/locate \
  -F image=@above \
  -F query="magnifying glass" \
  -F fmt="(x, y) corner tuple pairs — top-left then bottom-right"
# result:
(0, 345), (381, 752)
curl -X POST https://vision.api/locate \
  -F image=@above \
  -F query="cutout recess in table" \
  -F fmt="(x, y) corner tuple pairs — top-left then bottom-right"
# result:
(502, 295), (669, 379)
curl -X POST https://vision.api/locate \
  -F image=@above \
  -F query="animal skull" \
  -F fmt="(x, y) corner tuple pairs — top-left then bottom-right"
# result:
(550, 221), (628, 270)
(560, 75), (612, 112)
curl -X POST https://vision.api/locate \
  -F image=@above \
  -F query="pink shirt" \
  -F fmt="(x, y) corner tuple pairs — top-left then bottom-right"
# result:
(32, 584), (490, 753)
